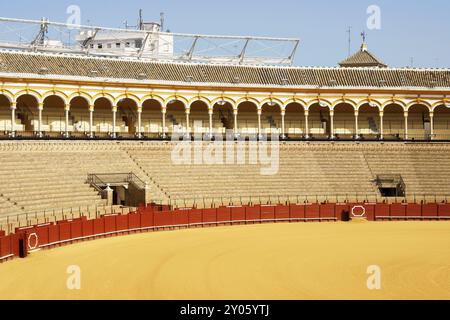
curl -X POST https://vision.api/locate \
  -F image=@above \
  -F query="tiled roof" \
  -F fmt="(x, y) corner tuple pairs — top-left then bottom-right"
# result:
(0, 50), (449, 89)
(339, 46), (388, 68)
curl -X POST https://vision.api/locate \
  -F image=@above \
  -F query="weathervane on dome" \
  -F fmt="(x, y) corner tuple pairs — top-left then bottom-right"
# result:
(360, 31), (368, 51)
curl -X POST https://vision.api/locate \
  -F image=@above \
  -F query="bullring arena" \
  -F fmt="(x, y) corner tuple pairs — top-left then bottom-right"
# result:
(0, 17), (450, 300)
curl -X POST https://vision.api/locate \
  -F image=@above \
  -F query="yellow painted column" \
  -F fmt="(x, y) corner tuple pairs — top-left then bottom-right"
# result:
(430, 112), (434, 140)
(209, 108), (214, 136)
(257, 109), (262, 137)
(354, 110), (360, 139)
(89, 105), (94, 138)
(64, 104), (70, 138)
(379, 111), (384, 140)
(404, 111), (409, 140)
(330, 110), (335, 139)
(137, 107), (143, 138)
(305, 110), (310, 139)
(10, 102), (16, 137)
(112, 105), (118, 138)
(234, 109), (238, 138)
(37, 102), (44, 137)
(162, 108), (167, 138)
(185, 108), (191, 136)
(281, 110), (286, 139)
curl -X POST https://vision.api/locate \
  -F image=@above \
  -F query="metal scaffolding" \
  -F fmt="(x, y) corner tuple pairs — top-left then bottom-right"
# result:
(0, 17), (300, 66)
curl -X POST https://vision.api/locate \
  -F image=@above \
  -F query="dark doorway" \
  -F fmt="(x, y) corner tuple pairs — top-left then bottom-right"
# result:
(379, 187), (400, 197)
(19, 238), (27, 258)
(375, 175), (406, 197)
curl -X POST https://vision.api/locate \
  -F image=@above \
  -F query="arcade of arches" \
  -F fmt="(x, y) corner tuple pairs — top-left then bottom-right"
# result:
(1, 92), (450, 140)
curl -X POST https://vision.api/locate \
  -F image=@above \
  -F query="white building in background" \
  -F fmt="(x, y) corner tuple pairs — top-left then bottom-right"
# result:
(75, 21), (174, 58)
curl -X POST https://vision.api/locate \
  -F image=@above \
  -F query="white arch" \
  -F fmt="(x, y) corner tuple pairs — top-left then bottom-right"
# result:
(236, 97), (260, 109)
(92, 94), (115, 108)
(331, 99), (358, 111)
(189, 97), (211, 109)
(42, 91), (69, 105)
(260, 97), (284, 110)
(306, 98), (332, 110)
(211, 97), (236, 109)
(14, 90), (42, 104)
(0, 90), (14, 104)
(114, 94), (140, 108)
(382, 99), (407, 111)
(283, 99), (307, 110)
(140, 95), (165, 108)
(356, 99), (382, 112)
(68, 92), (93, 106)
(165, 95), (189, 109)
(406, 100), (432, 112)
(432, 101), (450, 112)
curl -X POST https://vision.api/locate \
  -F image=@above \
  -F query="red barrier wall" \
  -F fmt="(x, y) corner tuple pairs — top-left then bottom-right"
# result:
(140, 212), (154, 228)
(15, 226), (34, 234)
(93, 218), (105, 235)
(423, 204), (438, 218)
(320, 204), (335, 219)
(104, 215), (117, 233)
(231, 207), (246, 222)
(260, 205), (275, 221)
(349, 204), (364, 218)
(173, 210), (189, 226)
(202, 208), (217, 224)
(154, 211), (173, 227)
(390, 203), (406, 217)
(0, 231), (5, 237)
(128, 213), (141, 230)
(116, 215), (129, 231)
(290, 204), (305, 220)
(4, 201), (450, 263)
(48, 225), (60, 244)
(0, 236), (11, 258)
(25, 228), (39, 250)
(217, 207), (231, 223)
(363, 204), (376, 221)
(246, 205), (261, 221)
(439, 204), (450, 217)
(70, 221), (83, 239)
(36, 225), (50, 247)
(137, 205), (147, 215)
(275, 205), (290, 220)
(59, 223), (71, 241)
(335, 204), (349, 221)
(188, 209), (202, 225)
(82, 220), (94, 237)
(375, 203), (390, 219)
(10, 233), (24, 257)
(305, 204), (320, 219)
(160, 205), (171, 211)
(406, 204), (422, 217)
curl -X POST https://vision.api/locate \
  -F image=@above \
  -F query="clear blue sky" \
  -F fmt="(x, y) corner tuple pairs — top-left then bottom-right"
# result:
(2, 0), (450, 68)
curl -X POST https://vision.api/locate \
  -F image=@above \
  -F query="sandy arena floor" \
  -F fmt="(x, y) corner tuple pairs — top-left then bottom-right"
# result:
(0, 221), (450, 300)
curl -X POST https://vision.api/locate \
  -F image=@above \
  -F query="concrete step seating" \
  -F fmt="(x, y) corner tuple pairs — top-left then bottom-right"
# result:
(1, 141), (450, 218)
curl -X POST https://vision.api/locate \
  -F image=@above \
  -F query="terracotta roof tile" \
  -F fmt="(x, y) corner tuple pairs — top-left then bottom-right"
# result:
(0, 50), (449, 89)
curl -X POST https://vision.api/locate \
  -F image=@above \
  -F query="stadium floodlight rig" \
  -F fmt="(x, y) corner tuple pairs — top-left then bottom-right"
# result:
(0, 17), (300, 66)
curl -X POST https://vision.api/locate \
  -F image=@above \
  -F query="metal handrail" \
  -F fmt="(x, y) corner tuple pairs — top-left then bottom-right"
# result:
(163, 193), (450, 208)
(87, 172), (146, 189)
